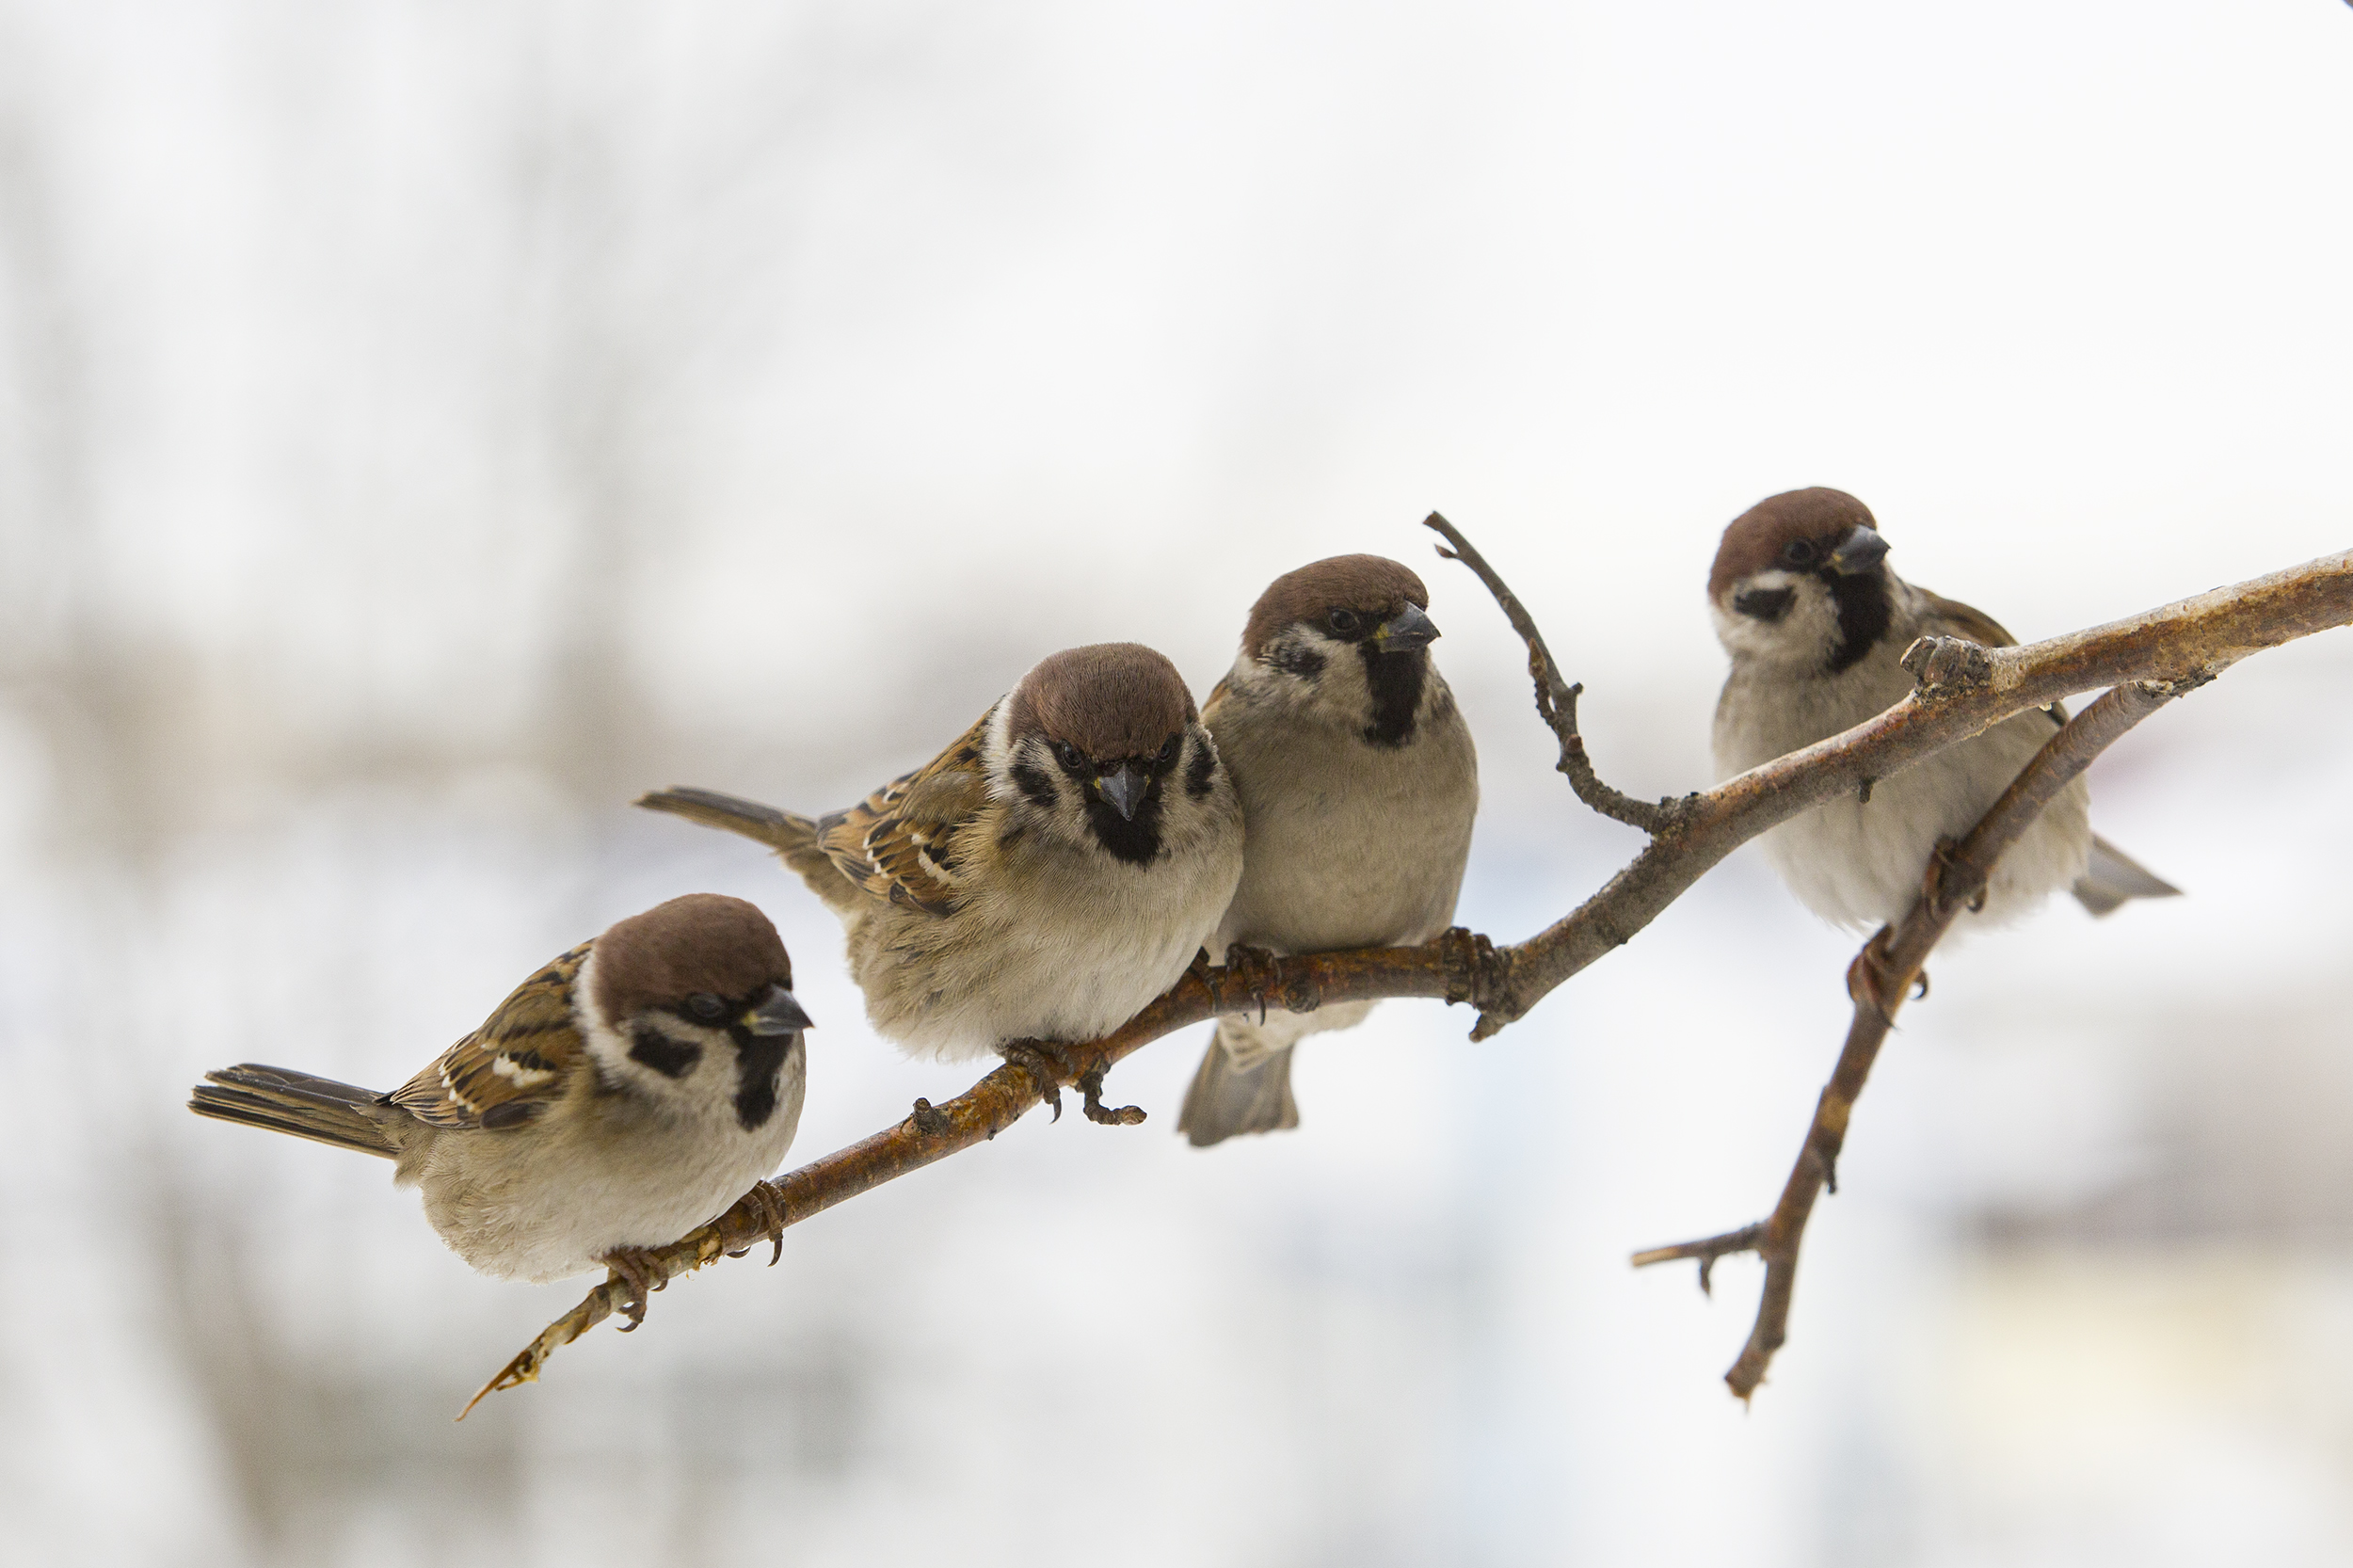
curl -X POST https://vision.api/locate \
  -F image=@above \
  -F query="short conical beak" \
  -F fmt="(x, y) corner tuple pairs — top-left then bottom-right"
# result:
(744, 984), (813, 1036)
(1373, 601), (1440, 652)
(1828, 525), (1890, 576)
(1095, 762), (1147, 822)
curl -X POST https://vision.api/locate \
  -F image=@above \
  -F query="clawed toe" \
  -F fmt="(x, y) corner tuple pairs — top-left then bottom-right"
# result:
(741, 1179), (789, 1267)
(999, 1039), (1074, 1121)
(1078, 1064), (1146, 1127)
(599, 1246), (667, 1331)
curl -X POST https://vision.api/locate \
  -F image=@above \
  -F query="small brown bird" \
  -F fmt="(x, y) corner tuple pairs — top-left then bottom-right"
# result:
(190, 894), (812, 1298)
(1709, 488), (2177, 929)
(640, 643), (1244, 1065)
(1178, 554), (1479, 1146)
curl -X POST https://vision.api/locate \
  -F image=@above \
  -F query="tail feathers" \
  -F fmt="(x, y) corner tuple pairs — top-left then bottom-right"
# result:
(2072, 833), (2182, 918)
(636, 786), (848, 908)
(1177, 1032), (1300, 1148)
(189, 1064), (401, 1160)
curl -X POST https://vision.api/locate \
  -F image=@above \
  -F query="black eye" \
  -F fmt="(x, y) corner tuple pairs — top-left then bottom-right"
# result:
(1328, 608), (1361, 633)
(686, 992), (727, 1022)
(1052, 741), (1085, 772)
(1781, 539), (1818, 568)
(1156, 735), (1180, 766)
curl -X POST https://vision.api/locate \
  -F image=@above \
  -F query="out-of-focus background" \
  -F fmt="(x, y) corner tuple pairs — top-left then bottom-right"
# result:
(4, 2), (2350, 1562)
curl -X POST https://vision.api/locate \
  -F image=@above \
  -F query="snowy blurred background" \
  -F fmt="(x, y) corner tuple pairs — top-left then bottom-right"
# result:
(3, 2), (2351, 1564)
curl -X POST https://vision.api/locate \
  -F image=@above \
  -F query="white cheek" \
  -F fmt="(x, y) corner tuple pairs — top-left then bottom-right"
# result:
(1713, 571), (1841, 663)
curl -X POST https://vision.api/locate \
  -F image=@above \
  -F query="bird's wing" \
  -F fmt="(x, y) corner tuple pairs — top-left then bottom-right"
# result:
(387, 942), (592, 1130)
(1918, 587), (2070, 727)
(814, 709), (996, 917)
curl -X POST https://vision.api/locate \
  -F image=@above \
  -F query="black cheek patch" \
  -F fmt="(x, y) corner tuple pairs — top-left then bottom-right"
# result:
(629, 1026), (703, 1080)
(1184, 740), (1217, 800)
(1268, 641), (1326, 680)
(1009, 758), (1059, 809)
(1732, 585), (1795, 621)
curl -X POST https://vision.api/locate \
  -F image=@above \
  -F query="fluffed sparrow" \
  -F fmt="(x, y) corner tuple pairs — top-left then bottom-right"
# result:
(190, 893), (812, 1297)
(639, 643), (1245, 1072)
(1710, 487), (2178, 930)
(1178, 554), (1479, 1146)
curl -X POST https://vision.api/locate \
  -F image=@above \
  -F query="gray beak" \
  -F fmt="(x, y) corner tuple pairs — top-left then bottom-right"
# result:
(744, 984), (813, 1036)
(1373, 601), (1440, 652)
(1095, 762), (1147, 822)
(1828, 525), (1890, 576)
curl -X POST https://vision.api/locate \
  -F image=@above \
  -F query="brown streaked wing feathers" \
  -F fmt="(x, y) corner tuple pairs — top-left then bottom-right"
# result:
(388, 943), (590, 1130)
(815, 710), (994, 917)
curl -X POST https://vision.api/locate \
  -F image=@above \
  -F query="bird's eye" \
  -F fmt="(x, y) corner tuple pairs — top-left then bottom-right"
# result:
(1328, 608), (1361, 634)
(1052, 740), (1085, 772)
(1156, 735), (1180, 766)
(686, 992), (727, 1022)
(1781, 539), (1818, 568)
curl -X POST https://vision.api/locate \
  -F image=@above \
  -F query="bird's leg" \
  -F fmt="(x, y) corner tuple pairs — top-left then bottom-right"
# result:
(598, 1246), (668, 1331)
(1077, 1063), (1146, 1127)
(998, 1038), (1073, 1122)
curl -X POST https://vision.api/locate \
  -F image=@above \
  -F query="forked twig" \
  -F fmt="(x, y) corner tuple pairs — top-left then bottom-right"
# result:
(1633, 674), (2198, 1400)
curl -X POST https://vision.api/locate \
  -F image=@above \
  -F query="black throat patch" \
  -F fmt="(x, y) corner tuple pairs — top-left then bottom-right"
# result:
(731, 1031), (795, 1130)
(1357, 647), (1427, 748)
(1082, 788), (1165, 866)
(1824, 570), (1893, 675)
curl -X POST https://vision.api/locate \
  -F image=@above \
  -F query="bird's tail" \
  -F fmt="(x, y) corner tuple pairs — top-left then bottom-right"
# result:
(1176, 1026), (1300, 1148)
(635, 786), (847, 907)
(188, 1064), (401, 1159)
(2071, 833), (2182, 918)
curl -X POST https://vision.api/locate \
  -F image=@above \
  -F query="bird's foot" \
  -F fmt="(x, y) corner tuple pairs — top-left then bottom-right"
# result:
(599, 1246), (668, 1331)
(1077, 1064), (1146, 1127)
(999, 1039), (1074, 1122)
(1923, 837), (1987, 919)
(1214, 943), (1287, 1025)
(1846, 927), (1904, 1018)
(722, 1179), (789, 1267)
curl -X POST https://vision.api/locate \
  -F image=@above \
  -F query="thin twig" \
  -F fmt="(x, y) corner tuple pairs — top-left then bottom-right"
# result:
(476, 537), (2352, 1408)
(1421, 511), (1673, 832)
(1633, 678), (2188, 1401)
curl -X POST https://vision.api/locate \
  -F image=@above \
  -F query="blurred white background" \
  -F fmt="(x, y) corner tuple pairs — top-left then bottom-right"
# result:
(3, 2), (2351, 1563)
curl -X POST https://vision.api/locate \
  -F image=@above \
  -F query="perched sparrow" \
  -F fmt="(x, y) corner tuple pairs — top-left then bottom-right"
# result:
(190, 893), (813, 1300)
(639, 643), (1245, 1069)
(1177, 555), (1479, 1147)
(1710, 487), (2177, 929)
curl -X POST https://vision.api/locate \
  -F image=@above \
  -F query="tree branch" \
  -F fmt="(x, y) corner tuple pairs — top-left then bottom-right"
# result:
(470, 539), (2352, 1413)
(1632, 676), (2192, 1400)
(1419, 510), (1674, 832)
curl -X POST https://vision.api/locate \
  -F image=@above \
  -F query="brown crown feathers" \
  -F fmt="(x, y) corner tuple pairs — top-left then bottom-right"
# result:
(1242, 554), (1431, 659)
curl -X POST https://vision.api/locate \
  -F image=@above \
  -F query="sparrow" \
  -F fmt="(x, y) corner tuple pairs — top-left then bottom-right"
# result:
(638, 642), (1245, 1073)
(1177, 554), (1479, 1146)
(190, 893), (813, 1304)
(1709, 487), (2178, 931)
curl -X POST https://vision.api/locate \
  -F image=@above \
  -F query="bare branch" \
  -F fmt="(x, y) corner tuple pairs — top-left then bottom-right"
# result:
(1634, 677), (2187, 1401)
(1420, 510), (1673, 832)
(475, 541), (2351, 1409)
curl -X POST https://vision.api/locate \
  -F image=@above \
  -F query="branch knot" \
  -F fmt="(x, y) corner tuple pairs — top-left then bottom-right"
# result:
(1899, 634), (1994, 693)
